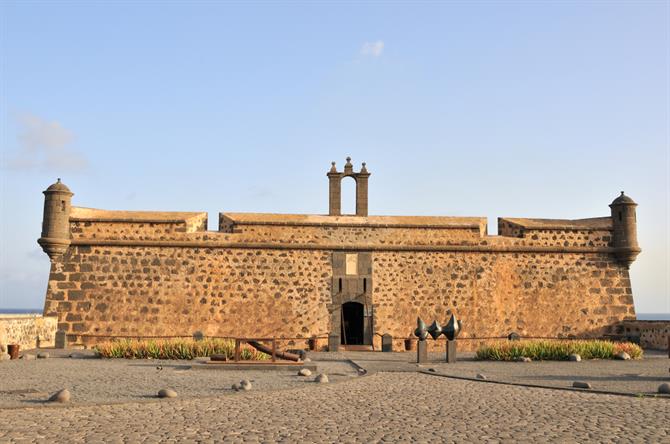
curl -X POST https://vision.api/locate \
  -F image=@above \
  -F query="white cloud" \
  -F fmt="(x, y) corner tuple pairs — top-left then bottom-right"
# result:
(4, 112), (88, 172)
(360, 40), (384, 58)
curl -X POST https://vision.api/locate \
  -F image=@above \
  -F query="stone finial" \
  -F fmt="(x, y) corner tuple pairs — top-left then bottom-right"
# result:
(344, 157), (353, 174)
(329, 162), (337, 173)
(360, 162), (368, 174)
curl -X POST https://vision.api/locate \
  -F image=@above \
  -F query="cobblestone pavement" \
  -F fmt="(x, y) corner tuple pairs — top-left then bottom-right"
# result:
(336, 350), (670, 395)
(1, 372), (668, 443)
(0, 355), (358, 407)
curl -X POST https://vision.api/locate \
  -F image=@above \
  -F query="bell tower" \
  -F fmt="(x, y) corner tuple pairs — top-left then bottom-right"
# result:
(327, 157), (370, 216)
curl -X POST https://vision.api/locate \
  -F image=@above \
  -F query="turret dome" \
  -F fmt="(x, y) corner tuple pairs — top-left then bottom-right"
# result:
(44, 178), (73, 194)
(610, 191), (636, 206)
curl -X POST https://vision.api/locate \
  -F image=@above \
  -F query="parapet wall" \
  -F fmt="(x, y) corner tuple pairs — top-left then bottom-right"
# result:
(0, 315), (57, 352)
(619, 320), (670, 351)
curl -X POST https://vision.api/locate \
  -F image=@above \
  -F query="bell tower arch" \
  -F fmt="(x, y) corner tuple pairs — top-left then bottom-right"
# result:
(327, 157), (370, 216)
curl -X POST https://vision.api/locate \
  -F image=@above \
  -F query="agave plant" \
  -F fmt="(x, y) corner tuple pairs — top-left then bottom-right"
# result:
(476, 339), (643, 361)
(94, 338), (270, 360)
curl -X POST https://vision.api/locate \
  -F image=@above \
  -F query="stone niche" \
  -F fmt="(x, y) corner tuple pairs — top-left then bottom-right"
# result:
(329, 252), (373, 345)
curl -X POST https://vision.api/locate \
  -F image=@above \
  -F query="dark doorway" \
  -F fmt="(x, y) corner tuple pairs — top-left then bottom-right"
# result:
(341, 301), (364, 345)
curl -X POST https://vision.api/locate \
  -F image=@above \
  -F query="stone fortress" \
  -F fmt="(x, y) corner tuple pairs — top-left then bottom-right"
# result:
(38, 158), (642, 350)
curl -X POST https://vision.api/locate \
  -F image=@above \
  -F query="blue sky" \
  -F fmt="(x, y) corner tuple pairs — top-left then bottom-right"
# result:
(0, 1), (668, 313)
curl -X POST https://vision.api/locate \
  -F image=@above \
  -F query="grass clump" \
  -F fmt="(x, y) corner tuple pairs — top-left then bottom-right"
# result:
(475, 339), (643, 361)
(94, 338), (269, 360)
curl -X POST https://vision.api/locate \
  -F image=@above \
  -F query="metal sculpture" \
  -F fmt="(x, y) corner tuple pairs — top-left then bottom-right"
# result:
(441, 313), (461, 341)
(414, 317), (428, 341)
(427, 320), (442, 340)
(413, 312), (462, 364)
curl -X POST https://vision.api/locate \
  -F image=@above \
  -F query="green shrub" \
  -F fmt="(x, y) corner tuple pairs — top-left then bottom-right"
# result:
(475, 339), (643, 361)
(94, 338), (270, 360)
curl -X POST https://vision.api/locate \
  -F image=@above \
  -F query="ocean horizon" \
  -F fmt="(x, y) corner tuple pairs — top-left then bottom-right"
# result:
(1, 308), (669, 320)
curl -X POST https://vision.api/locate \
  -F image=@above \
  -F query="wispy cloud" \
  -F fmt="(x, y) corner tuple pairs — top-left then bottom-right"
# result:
(3, 112), (88, 172)
(360, 40), (384, 58)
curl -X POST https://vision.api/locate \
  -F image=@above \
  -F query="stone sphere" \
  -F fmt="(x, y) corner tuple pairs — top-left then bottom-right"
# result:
(48, 388), (71, 403)
(157, 389), (177, 398)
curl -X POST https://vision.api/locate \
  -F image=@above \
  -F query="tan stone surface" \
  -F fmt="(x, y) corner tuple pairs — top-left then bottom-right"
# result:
(621, 320), (670, 350)
(0, 315), (57, 351)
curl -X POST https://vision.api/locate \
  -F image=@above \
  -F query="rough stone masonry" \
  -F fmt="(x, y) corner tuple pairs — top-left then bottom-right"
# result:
(37, 158), (641, 351)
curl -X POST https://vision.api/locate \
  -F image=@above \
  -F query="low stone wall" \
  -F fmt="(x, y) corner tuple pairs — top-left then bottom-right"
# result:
(620, 320), (670, 351)
(0, 315), (58, 353)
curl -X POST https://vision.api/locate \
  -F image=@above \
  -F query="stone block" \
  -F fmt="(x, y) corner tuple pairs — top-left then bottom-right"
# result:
(381, 334), (393, 352)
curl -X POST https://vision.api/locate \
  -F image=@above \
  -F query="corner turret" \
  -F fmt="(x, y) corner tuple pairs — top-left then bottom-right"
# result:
(38, 178), (73, 261)
(609, 191), (640, 268)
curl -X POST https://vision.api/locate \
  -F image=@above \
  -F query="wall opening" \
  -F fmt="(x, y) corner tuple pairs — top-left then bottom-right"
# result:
(341, 301), (364, 345)
(341, 176), (356, 215)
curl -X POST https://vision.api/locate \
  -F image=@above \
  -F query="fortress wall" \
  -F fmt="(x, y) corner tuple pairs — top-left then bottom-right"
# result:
(71, 221), (193, 240)
(44, 241), (635, 351)
(372, 251), (635, 351)
(69, 208), (208, 240)
(498, 219), (612, 247)
(44, 245), (333, 344)
(498, 220), (524, 237)
(224, 224), (483, 246)
(69, 216), (612, 250)
(518, 229), (611, 248)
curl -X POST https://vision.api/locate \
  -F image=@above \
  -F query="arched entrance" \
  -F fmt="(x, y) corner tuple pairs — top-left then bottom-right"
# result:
(341, 301), (364, 345)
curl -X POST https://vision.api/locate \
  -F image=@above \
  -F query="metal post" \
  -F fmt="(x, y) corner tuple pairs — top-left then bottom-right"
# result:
(234, 339), (240, 362)
(271, 338), (276, 362)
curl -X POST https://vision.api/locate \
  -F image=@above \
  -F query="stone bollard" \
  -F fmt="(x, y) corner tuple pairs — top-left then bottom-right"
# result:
(55, 330), (68, 349)
(328, 334), (339, 352)
(381, 334), (393, 352)
(192, 331), (204, 341)
(446, 340), (457, 363)
(417, 340), (428, 364)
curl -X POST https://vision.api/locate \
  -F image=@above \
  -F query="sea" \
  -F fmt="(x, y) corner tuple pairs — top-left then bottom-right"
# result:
(1, 310), (669, 319)
(0, 308), (43, 315)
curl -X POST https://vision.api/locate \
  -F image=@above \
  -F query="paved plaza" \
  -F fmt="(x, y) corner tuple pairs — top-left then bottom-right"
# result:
(0, 352), (668, 443)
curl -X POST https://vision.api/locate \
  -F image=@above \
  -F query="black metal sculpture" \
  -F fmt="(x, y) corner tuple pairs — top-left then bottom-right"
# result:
(413, 313), (462, 364)
(414, 317), (428, 341)
(442, 313), (461, 341)
(427, 320), (442, 340)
